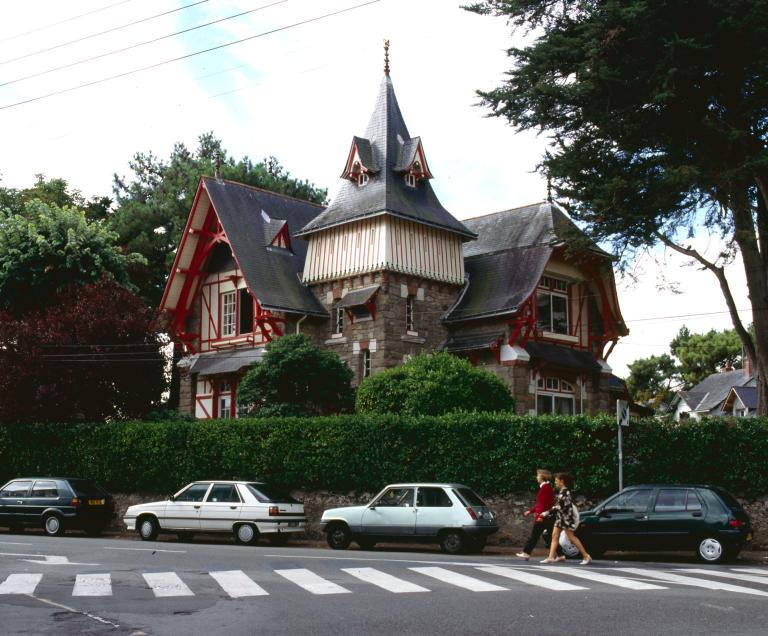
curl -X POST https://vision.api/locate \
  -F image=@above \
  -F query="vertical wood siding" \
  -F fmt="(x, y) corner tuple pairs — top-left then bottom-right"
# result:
(302, 216), (464, 285)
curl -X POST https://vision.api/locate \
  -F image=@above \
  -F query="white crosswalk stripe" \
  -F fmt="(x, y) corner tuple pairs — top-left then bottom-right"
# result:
(476, 565), (586, 591)
(0, 573), (43, 595)
(681, 569), (768, 587)
(142, 572), (195, 597)
(409, 567), (507, 592)
(731, 568), (768, 577)
(274, 568), (351, 595)
(534, 566), (666, 590)
(615, 568), (768, 597)
(73, 573), (112, 597)
(209, 570), (269, 598)
(341, 567), (430, 593)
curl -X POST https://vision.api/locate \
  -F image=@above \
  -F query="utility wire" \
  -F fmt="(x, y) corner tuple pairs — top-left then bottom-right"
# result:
(0, 0), (381, 111)
(0, 0), (135, 45)
(0, 0), (289, 88)
(0, 0), (210, 67)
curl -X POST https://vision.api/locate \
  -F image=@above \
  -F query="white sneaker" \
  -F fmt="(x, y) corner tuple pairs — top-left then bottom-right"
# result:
(515, 552), (530, 560)
(579, 557), (592, 565)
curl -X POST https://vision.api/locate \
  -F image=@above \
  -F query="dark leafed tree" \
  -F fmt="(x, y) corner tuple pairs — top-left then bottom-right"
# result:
(625, 353), (678, 408)
(110, 132), (328, 306)
(466, 0), (768, 413)
(0, 279), (166, 424)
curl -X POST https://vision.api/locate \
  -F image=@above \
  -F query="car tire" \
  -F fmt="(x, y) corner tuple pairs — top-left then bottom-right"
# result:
(326, 524), (352, 550)
(356, 538), (376, 551)
(696, 537), (727, 563)
(234, 523), (259, 546)
(42, 514), (65, 537)
(137, 516), (160, 541)
(268, 533), (290, 547)
(176, 532), (195, 543)
(439, 530), (466, 555)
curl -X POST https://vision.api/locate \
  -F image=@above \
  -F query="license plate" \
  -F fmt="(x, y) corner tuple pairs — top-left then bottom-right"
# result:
(88, 499), (105, 506)
(287, 521), (299, 527)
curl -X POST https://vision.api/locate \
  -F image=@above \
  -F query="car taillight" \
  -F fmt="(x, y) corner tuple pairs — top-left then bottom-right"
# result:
(729, 519), (745, 529)
(70, 497), (81, 507)
(465, 506), (478, 520)
(269, 506), (279, 516)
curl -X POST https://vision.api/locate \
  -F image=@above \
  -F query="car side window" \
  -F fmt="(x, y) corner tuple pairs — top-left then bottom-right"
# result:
(0, 480), (32, 498)
(654, 489), (687, 512)
(686, 489), (703, 512)
(375, 487), (415, 507)
(175, 484), (210, 502)
(31, 481), (59, 498)
(206, 484), (241, 503)
(417, 487), (453, 507)
(603, 489), (652, 513)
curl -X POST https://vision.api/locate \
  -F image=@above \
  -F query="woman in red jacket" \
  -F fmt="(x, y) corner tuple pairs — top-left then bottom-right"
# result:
(516, 469), (558, 560)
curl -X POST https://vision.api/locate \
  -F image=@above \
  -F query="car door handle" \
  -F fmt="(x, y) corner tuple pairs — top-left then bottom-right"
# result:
(691, 512), (703, 517)
(635, 515), (648, 520)
(16, 501), (23, 504)
(194, 505), (201, 509)
(230, 506), (238, 510)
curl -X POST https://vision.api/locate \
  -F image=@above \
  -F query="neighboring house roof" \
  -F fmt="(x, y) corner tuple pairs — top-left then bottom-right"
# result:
(203, 178), (328, 317)
(445, 202), (612, 323)
(188, 348), (266, 375)
(674, 369), (751, 415)
(296, 75), (475, 240)
(733, 386), (758, 410)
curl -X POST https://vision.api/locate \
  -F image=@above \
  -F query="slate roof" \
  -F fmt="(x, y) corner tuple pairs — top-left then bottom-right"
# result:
(296, 75), (475, 240)
(445, 202), (609, 322)
(733, 386), (758, 410)
(524, 341), (602, 373)
(438, 331), (505, 353)
(337, 284), (380, 308)
(204, 178), (328, 317)
(188, 348), (265, 375)
(680, 369), (751, 414)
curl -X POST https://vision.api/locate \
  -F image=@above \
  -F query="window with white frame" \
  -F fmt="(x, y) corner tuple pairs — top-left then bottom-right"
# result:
(334, 306), (344, 335)
(536, 376), (575, 415)
(218, 379), (233, 418)
(221, 291), (236, 337)
(362, 349), (371, 378)
(536, 275), (569, 334)
(405, 173), (417, 188)
(405, 296), (415, 332)
(358, 172), (369, 186)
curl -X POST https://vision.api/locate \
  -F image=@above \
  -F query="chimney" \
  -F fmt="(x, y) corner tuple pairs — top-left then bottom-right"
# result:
(744, 354), (754, 380)
(721, 360), (733, 373)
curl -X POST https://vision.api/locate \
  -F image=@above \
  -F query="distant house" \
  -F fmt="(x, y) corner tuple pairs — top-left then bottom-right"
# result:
(670, 365), (754, 420)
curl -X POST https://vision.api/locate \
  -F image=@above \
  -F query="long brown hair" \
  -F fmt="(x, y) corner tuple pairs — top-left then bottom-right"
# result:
(555, 472), (574, 489)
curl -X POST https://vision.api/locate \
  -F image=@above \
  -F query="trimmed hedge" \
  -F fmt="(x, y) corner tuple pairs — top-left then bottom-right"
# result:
(1, 415), (767, 498)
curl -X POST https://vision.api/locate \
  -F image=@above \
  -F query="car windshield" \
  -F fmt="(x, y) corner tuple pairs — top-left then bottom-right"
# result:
(246, 483), (300, 504)
(453, 488), (486, 507)
(67, 479), (108, 497)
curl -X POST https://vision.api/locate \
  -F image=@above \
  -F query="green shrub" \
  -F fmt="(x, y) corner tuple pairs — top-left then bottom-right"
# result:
(356, 353), (515, 415)
(2, 416), (767, 498)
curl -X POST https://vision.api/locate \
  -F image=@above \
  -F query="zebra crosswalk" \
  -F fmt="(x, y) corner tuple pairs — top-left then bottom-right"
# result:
(1, 565), (768, 602)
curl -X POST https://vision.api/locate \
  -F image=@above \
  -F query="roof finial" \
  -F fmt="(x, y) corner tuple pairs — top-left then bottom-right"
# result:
(384, 39), (390, 76)
(546, 175), (553, 203)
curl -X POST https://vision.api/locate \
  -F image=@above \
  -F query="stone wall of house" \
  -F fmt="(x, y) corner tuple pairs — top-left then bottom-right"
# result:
(109, 490), (768, 551)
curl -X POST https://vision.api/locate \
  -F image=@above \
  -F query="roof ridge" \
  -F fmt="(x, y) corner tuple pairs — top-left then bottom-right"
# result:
(202, 175), (326, 209)
(461, 201), (549, 223)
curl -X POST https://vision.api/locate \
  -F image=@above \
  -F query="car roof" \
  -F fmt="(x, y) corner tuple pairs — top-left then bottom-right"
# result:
(7, 477), (77, 481)
(382, 483), (471, 489)
(190, 480), (265, 485)
(622, 484), (722, 490)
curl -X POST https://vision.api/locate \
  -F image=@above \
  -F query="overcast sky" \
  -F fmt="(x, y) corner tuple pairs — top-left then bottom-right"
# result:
(0, 0), (752, 378)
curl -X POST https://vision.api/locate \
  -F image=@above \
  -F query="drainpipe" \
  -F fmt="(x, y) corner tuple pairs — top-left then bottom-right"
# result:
(295, 314), (308, 335)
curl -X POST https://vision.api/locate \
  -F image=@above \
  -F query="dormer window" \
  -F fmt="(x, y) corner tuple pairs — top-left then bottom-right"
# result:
(405, 173), (417, 188)
(358, 172), (369, 186)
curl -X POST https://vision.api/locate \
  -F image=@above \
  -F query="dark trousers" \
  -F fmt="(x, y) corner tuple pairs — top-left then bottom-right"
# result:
(523, 519), (557, 555)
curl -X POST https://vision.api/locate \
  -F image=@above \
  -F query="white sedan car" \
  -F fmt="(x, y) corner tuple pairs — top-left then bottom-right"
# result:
(320, 483), (498, 554)
(124, 481), (306, 545)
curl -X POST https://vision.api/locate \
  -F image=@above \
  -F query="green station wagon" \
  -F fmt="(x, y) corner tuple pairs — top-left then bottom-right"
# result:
(577, 484), (752, 563)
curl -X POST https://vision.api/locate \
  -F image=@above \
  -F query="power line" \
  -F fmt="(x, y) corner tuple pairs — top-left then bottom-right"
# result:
(0, 0), (289, 88)
(0, 0), (136, 45)
(0, 0), (210, 67)
(0, 0), (381, 112)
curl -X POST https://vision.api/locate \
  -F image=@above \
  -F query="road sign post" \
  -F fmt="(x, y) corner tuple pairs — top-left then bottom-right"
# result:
(616, 400), (630, 491)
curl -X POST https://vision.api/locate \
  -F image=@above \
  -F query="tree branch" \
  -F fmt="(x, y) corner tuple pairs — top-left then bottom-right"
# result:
(654, 231), (757, 364)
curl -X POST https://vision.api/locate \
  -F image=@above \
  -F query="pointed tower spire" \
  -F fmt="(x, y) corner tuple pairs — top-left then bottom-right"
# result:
(383, 39), (390, 76)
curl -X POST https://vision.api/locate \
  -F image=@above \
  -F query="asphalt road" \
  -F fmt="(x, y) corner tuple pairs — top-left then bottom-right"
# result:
(2, 532), (768, 635)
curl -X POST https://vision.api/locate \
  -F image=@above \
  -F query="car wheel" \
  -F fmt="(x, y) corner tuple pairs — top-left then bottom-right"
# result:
(326, 524), (352, 550)
(42, 514), (65, 537)
(440, 530), (466, 555)
(356, 538), (376, 551)
(138, 517), (160, 541)
(176, 532), (195, 543)
(234, 523), (259, 546)
(268, 533), (290, 547)
(696, 537), (727, 563)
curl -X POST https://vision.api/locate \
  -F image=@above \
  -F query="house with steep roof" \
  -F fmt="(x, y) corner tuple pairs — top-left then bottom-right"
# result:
(159, 52), (628, 419)
(670, 366), (755, 420)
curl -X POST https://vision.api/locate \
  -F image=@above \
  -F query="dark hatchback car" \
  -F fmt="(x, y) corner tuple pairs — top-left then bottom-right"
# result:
(0, 477), (115, 537)
(577, 484), (752, 563)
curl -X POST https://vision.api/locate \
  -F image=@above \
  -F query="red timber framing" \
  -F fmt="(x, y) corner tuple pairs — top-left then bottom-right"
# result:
(507, 296), (536, 348)
(161, 182), (284, 353)
(583, 261), (620, 360)
(270, 222), (291, 251)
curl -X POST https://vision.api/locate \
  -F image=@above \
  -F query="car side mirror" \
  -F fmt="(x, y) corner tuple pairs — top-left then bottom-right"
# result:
(168, 494), (175, 502)
(598, 509), (610, 517)
(368, 504), (376, 510)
